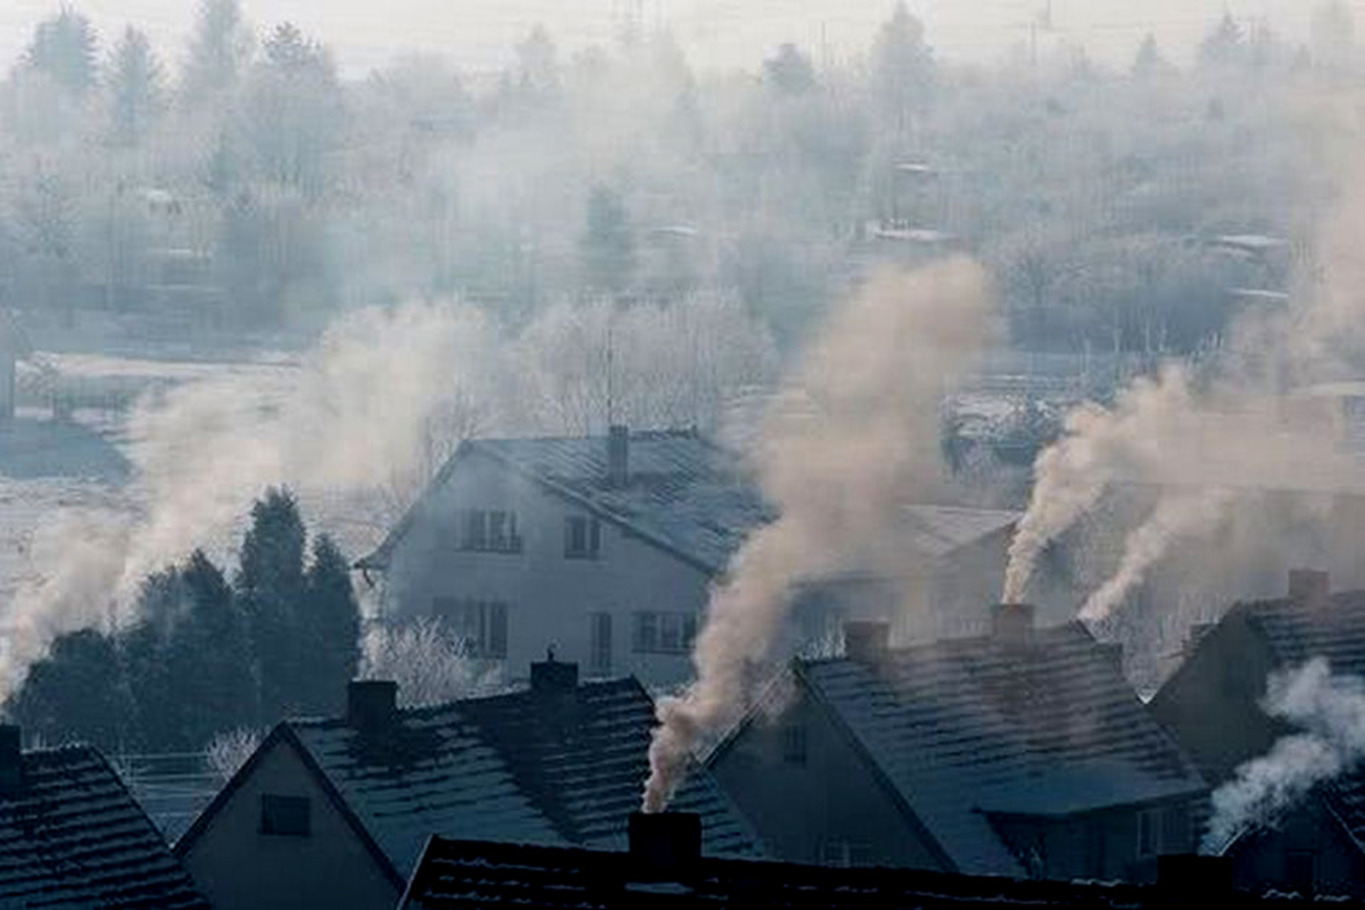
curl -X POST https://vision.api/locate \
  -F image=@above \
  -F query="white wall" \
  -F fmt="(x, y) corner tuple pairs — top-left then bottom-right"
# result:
(383, 449), (712, 688)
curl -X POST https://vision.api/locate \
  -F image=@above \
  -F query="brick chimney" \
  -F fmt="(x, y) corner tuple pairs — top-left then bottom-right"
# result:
(844, 621), (890, 664)
(347, 680), (398, 732)
(1289, 569), (1331, 610)
(992, 604), (1036, 650)
(607, 425), (629, 487)
(0, 725), (21, 797)
(629, 811), (701, 879)
(531, 652), (579, 694)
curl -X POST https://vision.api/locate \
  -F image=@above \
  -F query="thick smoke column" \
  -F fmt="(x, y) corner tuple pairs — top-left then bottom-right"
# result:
(644, 259), (996, 812)
(1203, 658), (1365, 853)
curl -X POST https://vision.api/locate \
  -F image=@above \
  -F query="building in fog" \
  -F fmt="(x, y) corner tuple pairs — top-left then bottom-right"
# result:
(708, 608), (1207, 881)
(175, 664), (757, 910)
(1152, 570), (1365, 896)
(358, 426), (1019, 688)
(0, 726), (208, 909)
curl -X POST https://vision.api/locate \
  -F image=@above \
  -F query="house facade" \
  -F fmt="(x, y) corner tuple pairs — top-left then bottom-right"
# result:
(176, 668), (758, 910)
(1151, 569), (1365, 895)
(358, 427), (1020, 688)
(708, 608), (1208, 882)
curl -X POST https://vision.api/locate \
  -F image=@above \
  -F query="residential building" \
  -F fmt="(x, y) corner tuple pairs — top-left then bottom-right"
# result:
(398, 813), (1287, 910)
(175, 663), (757, 910)
(1151, 569), (1365, 895)
(357, 426), (1020, 687)
(708, 608), (1207, 882)
(0, 725), (208, 909)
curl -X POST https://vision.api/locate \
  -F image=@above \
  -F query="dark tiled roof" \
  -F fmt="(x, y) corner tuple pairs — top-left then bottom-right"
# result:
(0, 745), (207, 909)
(286, 678), (757, 875)
(360, 430), (774, 572)
(398, 835), (1299, 910)
(1236, 592), (1365, 675)
(799, 623), (1206, 876)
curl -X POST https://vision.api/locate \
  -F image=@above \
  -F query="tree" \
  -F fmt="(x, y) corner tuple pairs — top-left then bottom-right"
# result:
(1200, 12), (1245, 68)
(23, 9), (98, 97)
(871, 2), (933, 134)
(181, 0), (253, 101)
(580, 185), (635, 295)
(236, 487), (307, 722)
(170, 550), (256, 744)
(764, 43), (816, 95)
(8, 630), (130, 750)
(1132, 33), (1168, 78)
(107, 27), (164, 147)
(298, 535), (360, 714)
(515, 25), (559, 95)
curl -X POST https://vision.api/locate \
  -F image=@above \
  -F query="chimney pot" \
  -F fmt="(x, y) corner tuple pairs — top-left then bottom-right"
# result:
(844, 621), (890, 664)
(347, 680), (398, 731)
(992, 604), (1036, 649)
(0, 725), (20, 797)
(530, 657), (579, 694)
(1289, 569), (1331, 609)
(607, 425), (630, 487)
(629, 811), (701, 878)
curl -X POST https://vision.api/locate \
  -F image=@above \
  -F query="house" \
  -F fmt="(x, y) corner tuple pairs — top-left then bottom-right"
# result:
(357, 426), (1020, 687)
(707, 607), (1207, 882)
(398, 813), (1294, 910)
(175, 663), (758, 910)
(0, 725), (208, 909)
(1151, 569), (1365, 895)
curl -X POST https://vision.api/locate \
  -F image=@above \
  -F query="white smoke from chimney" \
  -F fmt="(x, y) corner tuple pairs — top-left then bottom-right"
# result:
(643, 259), (997, 812)
(1077, 487), (1233, 624)
(1203, 658), (1365, 854)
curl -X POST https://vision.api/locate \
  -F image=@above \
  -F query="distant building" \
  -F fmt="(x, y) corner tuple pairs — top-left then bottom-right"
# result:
(0, 725), (208, 909)
(175, 664), (757, 910)
(358, 426), (1019, 687)
(399, 815), (1287, 910)
(0, 311), (31, 421)
(708, 609), (1207, 881)
(1151, 570), (1365, 895)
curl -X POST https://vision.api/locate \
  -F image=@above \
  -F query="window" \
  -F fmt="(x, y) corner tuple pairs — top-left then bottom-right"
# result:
(782, 723), (808, 766)
(564, 515), (601, 559)
(820, 841), (872, 868)
(632, 612), (698, 654)
(590, 612), (613, 675)
(456, 509), (521, 553)
(260, 794), (310, 837)
(435, 598), (509, 659)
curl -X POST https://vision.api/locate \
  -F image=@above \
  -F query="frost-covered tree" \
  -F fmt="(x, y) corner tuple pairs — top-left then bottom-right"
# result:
(580, 185), (635, 295)
(23, 9), (98, 98)
(871, 2), (933, 135)
(106, 27), (164, 146)
(1200, 12), (1246, 68)
(764, 43), (816, 95)
(181, 0), (253, 101)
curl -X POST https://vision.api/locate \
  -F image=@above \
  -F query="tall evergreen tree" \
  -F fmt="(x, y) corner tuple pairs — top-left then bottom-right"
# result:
(299, 535), (361, 713)
(236, 487), (307, 722)
(121, 567), (187, 749)
(171, 550), (256, 744)
(244, 23), (344, 192)
(24, 9), (99, 97)
(580, 185), (635, 295)
(1200, 12), (1246, 68)
(1133, 33), (1167, 78)
(181, 0), (252, 102)
(764, 43), (816, 95)
(107, 27), (164, 147)
(9, 630), (130, 751)
(871, 2), (933, 135)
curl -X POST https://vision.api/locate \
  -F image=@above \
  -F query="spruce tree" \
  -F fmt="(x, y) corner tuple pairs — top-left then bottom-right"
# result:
(236, 488), (307, 722)
(300, 535), (361, 714)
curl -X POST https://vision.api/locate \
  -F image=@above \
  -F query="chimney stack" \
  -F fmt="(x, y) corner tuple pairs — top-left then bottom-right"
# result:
(844, 621), (890, 664)
(607, 425), (630, 487)
(1289, 569), (1331, 610)
(992, 604), (1036, 650)
(347, 680), (398, 732)
(0, 725), (21, 797)
(531, 652), (579, 694)
(629, 811), (701, 879)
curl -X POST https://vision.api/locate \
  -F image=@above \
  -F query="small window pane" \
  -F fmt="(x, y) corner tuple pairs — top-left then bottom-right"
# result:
(260, 794), (311, 837)
(783, 724), (808, 765)
(489, 602), (508, 658)
(591, 612), (612, 673)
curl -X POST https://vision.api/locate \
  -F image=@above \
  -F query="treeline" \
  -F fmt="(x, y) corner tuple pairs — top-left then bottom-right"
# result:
(6, 489), (360, 752)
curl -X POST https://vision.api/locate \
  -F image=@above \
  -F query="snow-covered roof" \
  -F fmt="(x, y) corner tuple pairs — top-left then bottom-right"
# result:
(0, 745), (208, 909)
(179, 676), (758, 882)
(789, 623), (1206, 877)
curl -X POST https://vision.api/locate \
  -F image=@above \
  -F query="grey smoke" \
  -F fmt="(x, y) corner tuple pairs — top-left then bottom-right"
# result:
(1204, 658), (1365, 854)
(644, 259), (997, 812)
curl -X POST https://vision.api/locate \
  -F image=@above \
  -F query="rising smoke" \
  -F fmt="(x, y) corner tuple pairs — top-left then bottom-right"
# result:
(643, 259), (997, 811)
(1204, 658), (1365, 854)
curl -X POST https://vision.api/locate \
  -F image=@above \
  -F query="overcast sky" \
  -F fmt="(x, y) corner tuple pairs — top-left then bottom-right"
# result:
(0, 0), (1346, 79)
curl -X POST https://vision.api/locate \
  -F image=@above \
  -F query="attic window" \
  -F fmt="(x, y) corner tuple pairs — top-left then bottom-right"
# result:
(564, 516), (601, 559)
(260, 794), (311, 837)
(457, 510), (522, 554)
(782, 723), (808, 765)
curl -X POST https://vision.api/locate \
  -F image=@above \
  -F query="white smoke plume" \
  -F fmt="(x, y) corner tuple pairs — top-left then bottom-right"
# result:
(1077, 487), (1234, 624)
(644, 259), (997, 812)
(1203, 658), (1365, 854)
